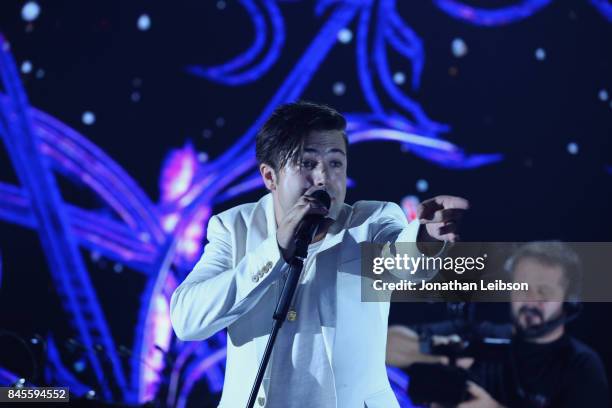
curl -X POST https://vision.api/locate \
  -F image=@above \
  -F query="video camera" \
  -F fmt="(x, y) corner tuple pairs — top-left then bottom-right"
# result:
(406, 328), (512, 406)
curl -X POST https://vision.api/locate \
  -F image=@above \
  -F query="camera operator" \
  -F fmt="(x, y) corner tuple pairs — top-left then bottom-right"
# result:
(386, 242), (609, 407)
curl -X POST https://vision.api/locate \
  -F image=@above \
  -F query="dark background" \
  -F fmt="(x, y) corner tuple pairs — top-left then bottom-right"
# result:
(1, 0), (611, 405)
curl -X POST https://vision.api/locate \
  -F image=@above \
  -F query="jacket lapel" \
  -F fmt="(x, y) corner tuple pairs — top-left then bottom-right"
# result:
(246, 194), (277, 385)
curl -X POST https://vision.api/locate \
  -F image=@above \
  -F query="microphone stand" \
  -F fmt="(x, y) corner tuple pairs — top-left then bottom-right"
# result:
(246, 217), (321, 408)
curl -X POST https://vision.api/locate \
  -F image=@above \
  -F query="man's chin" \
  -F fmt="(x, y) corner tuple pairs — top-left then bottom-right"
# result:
(521, 317), (543, 329)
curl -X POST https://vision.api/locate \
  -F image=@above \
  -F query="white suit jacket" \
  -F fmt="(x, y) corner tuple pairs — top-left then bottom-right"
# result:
(170, 193), (427, 408)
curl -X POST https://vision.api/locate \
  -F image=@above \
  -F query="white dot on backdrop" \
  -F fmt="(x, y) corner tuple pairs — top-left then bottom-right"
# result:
(332, 81), (346, 96)
(137, 14), (151, 31)
(337, 28), (353, 44)
(215, 117), (225, 127)
(535, 48), (546, 61)
(393, 72), (406, 85)
(598, 89), (609, 102)
(217, 1), (226, 10)
(198, 152), (209, 162)
(131, 91), (141, 102)
(73, 361), (86, 373)
(113, 263), (124, 273)
(21, 60), (32, 74)
(416, 179), (429, 192)
(82, 111), (96, 125)
(21, 2), (41, 22)
(451, 38), (468, 58)
(35, 68), (44, 78)
(567, 142), (579, 155)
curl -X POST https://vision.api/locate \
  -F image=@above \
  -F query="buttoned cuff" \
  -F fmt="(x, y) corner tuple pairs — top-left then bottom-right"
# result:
(245, 235), (289, 287)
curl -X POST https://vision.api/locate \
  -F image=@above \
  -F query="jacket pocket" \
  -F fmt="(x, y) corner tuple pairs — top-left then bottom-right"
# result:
(363, 388), (399, 408)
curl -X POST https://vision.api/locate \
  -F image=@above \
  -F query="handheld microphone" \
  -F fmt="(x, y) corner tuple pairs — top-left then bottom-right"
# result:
(293, 189), (331, 258)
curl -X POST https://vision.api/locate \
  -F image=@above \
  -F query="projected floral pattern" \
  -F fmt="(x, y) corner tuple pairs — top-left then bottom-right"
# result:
(1, 0), (609, 405)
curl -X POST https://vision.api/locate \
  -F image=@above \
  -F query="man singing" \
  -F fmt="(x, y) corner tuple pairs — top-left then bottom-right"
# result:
(170, 101), (468, 407)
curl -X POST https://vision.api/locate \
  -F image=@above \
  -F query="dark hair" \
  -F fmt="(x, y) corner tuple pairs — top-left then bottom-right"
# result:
(255, 101), (347, 172)
(505, 241), (582, 302)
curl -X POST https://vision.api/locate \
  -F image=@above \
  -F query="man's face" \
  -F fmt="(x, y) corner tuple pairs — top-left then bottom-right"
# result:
(270, 129), (347, 222)
(510, 257), (566, 330)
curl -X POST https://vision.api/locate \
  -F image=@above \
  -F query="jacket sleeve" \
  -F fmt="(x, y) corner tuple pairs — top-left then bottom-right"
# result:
(370, 202), (420, 245)
(170, 214), (287, 341)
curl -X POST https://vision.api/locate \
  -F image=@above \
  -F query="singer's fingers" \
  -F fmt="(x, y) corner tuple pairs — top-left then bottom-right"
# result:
(424, 223), (459, 242)
(303, 187), (330, 205)
(304, 185), (327, 196)
(418, 196), (469, 220)
(419, 208), (465, 224)
(305, 202), (329, 215)
(438, 221), (457, 235)
(293, 198), (329, 219)
(438, 232), (459, 243)
(297, 195), (329, 211)
(306, 198), (329, 210)
(300, 195), (321, 203)
(296, 196), (326, 209)
(422, 222), (457, 240)
(431, 195), (470, 210)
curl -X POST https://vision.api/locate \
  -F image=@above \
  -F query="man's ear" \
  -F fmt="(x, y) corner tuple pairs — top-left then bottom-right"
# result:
(259, 163), (277, 191)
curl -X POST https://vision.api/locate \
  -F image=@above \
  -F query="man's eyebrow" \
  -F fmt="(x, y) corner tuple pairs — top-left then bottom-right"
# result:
(303, 147), (346, 156)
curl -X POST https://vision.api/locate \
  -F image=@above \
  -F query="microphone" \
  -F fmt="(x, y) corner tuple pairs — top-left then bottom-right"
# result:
(293, 189), (331, 259)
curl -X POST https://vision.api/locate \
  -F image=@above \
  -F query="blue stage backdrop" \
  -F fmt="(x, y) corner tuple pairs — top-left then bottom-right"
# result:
(0, 1), (611, 406)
